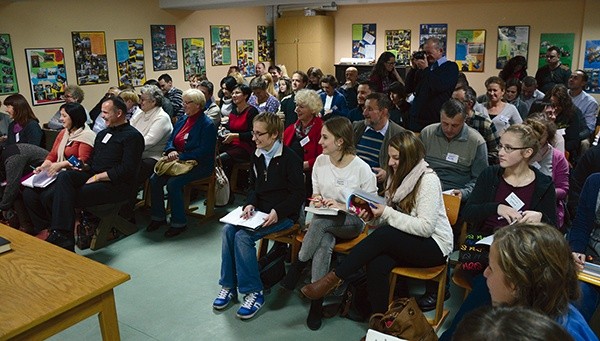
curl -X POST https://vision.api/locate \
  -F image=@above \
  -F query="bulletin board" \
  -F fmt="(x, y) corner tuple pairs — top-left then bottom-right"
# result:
(352, 24), (376, 60)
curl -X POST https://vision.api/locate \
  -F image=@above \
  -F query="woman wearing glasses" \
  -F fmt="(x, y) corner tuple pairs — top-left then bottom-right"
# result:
(462, 124), (556, 238)
(370, 51), (403, 94)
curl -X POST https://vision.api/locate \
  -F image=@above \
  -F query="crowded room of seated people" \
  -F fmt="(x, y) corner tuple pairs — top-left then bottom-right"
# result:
(1, 1), (599, 339)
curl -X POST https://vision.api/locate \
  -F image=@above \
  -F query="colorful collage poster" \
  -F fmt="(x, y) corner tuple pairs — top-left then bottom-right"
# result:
(257, 26), (274, 63)
(236, 40), (255, 77)
(455, 30), (486, 72)
(114, 39), (145, 87)
(584, 40), (600, 94)
(210, 25), (231, 66)
(385, 30), (411, 66)
(419, 24), (448, 51)
(71, 31), (109, 85)
(0, 34), (18, 95)
(496, 25), (529, 69)
(24, 48), (67, 106)
(150, 25), (178, 71)
(537, 33), (575, 69)
(182, 38), (206, 81)
(352, 24), (376, 60)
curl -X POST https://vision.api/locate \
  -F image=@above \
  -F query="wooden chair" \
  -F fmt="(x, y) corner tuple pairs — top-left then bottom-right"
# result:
(257, 223), (302, 263)
(387, 193), (461, 331)
(183, 172), (216, 220)
(295, 224), (369, 255)
(87, 201), (138, 250)
(230, 162), (251, 194)
(135, 179), (151, 210)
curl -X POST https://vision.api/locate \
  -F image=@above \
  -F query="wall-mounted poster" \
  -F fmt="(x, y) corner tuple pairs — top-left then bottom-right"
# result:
(496, 25), (529, 69)
(0, 34), (18, 95)
(71, 31), (109, 86)
(114, 39), (145, 87)
(24, 48), (67, 106)
(210, 25), (231, 66)
(257, 26), (274, 63)
(352, 24), (376, 60)
(182, 38), (206, 81)
(385, 30), (411, 66)
(455, 30), (486, 72)
(584, 40), (600, 94)
(237, 40), (255, 77)
(537, 33), (575, 69)
(419, 24), (448, 51)
(150, 25), (178, 71)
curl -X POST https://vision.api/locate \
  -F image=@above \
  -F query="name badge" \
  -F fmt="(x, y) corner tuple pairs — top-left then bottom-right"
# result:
(15, 132), (19, 143)
(300, 136), (310, 147)
(336, 178), (345, 186)
(102, 133), (112, 144)
(184, 133), (189, 140)
(446, 153), (459, 163)
(505, 192), (525, 211)
(557, 128), (566, 136)
(498, 115), (510, 124)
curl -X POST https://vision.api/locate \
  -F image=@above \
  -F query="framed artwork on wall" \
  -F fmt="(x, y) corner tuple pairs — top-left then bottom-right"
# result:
(0, 34), (18, 95)
(419, 24), (448, 51)
(455, 30), (486, 72)
(385, 30), (411, 66)
(236, 40), (255, 77)
(150, 25), (178, 71)
(257, 26), (273, 63)
(210, 25), (231, 66)
(584, 40), (600, 94)
(24, 47), (67, 106)
(71, 31), (109, 85)
(537, 33), (575, 69)
(114, 39), (146, 87)
(496, 25), (529, 69)
(182, 38), (206, 81)
(352, 24), (376, 60)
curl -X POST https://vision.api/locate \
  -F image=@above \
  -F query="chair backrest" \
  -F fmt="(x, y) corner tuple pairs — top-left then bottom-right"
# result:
(442, 193), (460, 226)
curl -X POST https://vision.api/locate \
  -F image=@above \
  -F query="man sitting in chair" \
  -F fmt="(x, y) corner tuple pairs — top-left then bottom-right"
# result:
(43, 96), (144, 251)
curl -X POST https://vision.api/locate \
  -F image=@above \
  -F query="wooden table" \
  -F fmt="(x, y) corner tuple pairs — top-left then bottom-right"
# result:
(0, 224), (130, 340)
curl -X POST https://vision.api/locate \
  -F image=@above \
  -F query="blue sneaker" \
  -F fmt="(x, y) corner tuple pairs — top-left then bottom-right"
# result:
(236, 291), (264, 320)
(213, 287), (238, 310)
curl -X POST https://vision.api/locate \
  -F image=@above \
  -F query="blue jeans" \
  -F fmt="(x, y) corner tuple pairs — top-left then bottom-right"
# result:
(219, 218), (293, 294)
(150, 166), (212, 227)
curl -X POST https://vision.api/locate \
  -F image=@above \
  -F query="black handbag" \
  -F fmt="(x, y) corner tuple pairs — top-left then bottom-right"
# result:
(258, 245), (287, 290)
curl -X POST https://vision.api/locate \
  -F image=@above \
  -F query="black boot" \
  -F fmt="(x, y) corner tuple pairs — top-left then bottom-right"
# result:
(307, 298), (323, 330)
(280, 260), (308, 290)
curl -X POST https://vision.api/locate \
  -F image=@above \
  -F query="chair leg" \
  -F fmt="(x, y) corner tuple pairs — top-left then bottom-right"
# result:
(433, 266), (448, 327)
(388, 273), (398, 305)
(90, 215), (115, 251)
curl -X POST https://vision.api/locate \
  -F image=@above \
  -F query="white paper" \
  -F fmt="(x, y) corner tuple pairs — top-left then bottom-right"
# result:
(219, 206), (269, 230)
(305, 206), (339, 216)
(476, 234), (494, 246)
(366, 329), (406, 341)
(363, 32), (375, 45)
(21, 171), (59, 188)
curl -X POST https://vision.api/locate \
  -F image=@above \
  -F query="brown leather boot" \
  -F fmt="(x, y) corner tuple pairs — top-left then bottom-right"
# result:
(301, 271), (342, 300)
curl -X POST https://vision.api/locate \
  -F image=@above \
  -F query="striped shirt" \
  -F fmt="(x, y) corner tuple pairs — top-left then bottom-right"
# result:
(356, 128), (384, 168)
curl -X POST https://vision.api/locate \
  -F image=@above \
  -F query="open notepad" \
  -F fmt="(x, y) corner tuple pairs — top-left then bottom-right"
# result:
(219, 206), (269, 230)
(21, 171), (59, 188)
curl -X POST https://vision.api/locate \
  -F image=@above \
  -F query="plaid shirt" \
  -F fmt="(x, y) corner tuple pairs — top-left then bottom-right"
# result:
(466, 110), (500, 164)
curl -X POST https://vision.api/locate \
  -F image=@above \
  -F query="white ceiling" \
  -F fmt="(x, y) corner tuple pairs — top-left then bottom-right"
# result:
(158, 0), (441, 11)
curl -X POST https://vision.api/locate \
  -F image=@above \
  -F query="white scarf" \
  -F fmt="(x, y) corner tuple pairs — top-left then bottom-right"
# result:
(387, 159), (432, 206)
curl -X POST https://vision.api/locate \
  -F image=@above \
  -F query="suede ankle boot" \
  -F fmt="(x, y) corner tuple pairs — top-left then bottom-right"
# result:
(301, 271), (342, 300)
(307, 298), (323, 330)
(280, 260), (308, 290)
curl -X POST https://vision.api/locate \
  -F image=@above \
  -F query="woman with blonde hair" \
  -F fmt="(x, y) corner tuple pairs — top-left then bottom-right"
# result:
(301, 131), (453, 317)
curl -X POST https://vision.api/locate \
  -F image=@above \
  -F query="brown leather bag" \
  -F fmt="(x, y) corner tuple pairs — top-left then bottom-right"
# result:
(368, 298), (437, 341)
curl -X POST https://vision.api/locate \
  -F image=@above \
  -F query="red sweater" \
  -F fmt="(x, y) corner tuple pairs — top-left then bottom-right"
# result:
(47, 129), (94, 163)
(283, 117), (323, 169)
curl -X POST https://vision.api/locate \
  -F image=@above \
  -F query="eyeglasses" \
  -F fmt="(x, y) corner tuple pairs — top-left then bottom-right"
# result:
(183, 100), (194, 105)
(385, 61), (396, 65)
(498, 143), (531, 153)
(251, 131), (269, 137)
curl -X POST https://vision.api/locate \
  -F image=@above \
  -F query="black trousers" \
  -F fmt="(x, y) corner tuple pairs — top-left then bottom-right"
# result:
(50, 170), (130, 235)
(22, 184), (56, 231)
(335, 225), (446, 313)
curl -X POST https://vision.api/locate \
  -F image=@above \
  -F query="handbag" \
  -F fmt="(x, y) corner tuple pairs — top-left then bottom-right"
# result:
(458, 230), (490, 273)
(154, 158), (197, 176)
(368, 298), (437, 341)
(214, 156), (230, 206)
(258, 244), (287, 291)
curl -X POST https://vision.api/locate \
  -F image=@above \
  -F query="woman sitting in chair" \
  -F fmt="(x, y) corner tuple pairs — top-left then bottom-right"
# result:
(146, 89), (217, 238)
(300, 131), (454, 316)
(442, 223), (597, 341)
(280, 116), (377, 330)
(213, 112), (304, 320)
(22, 102), (95, 233)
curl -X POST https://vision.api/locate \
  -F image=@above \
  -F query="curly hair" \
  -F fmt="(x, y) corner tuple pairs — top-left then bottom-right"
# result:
(493, 222), (580, 319)
(294, 89), (323, 114)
